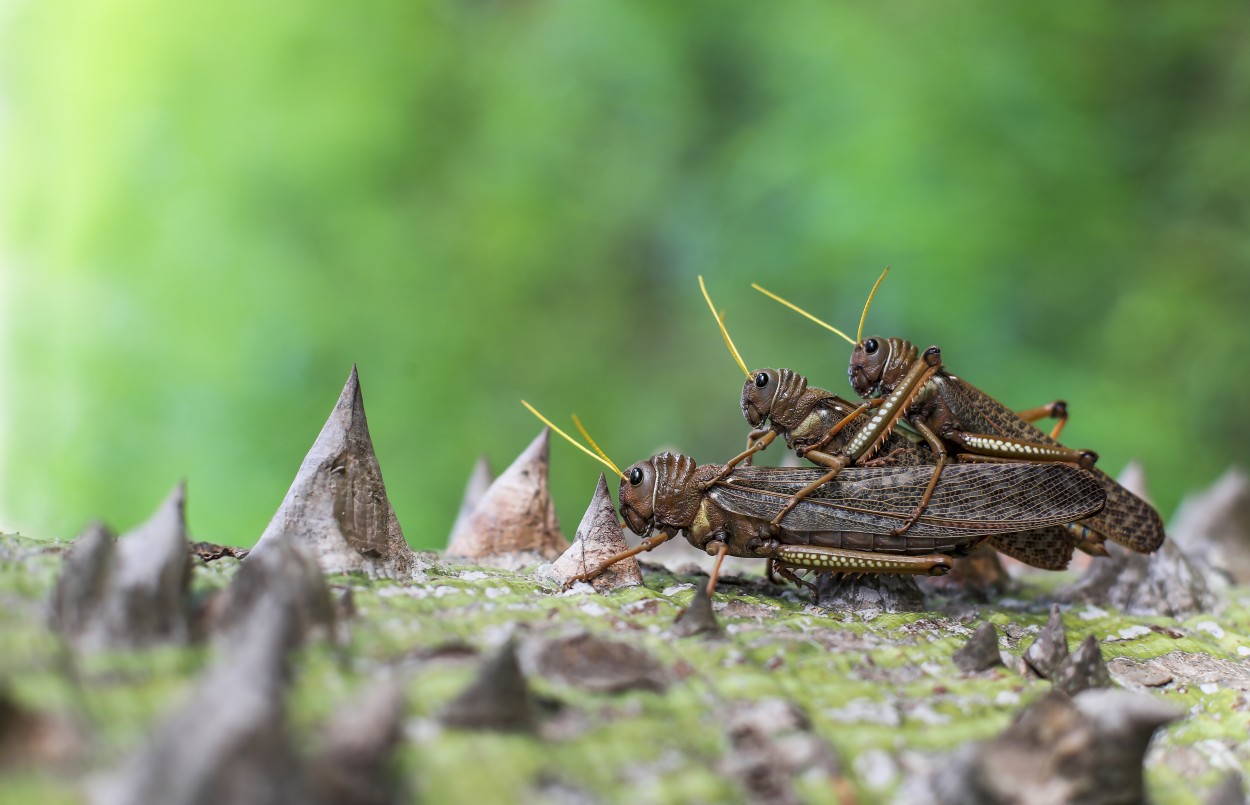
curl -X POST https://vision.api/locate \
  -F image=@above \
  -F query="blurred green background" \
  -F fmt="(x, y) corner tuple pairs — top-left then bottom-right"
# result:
(2, 2), (1248, 548)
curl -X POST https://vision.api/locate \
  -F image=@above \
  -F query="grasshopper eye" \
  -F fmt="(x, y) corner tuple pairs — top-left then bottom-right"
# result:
(754, 372), (769, 388)
(863, 338), (879, 355)
(629, 467), (643, 485)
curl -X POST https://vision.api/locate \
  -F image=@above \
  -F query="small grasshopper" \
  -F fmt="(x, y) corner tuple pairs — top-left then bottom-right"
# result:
(521, 403), (1106, 594)
(754, 270), (1164, 554)
(697, 277), (1094, 567)
(698, 277), (944, 535)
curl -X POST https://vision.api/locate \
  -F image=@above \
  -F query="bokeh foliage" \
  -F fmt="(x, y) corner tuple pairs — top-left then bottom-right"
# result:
(2, 1), (1248, 548)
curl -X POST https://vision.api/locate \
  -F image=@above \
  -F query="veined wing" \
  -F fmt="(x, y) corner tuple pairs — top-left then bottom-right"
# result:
(714, 463), (1105, 537)
(986, 528), (1075, 570)
(1085, 480), (1166, 552)
(935, 374), (1165, 552)
(934, 373), (1056, 443)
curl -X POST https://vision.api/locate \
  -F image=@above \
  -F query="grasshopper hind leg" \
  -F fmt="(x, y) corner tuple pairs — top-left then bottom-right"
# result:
(1016, 400), (1069, 440)
(768, 545), (954, 576)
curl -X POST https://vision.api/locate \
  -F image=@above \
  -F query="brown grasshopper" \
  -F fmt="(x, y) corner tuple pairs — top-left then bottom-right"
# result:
(697, 277), (1096, 567)
(522, 403), (1106, 595)
(754, 270), (1164, 554)
(698, 276), (946, 536)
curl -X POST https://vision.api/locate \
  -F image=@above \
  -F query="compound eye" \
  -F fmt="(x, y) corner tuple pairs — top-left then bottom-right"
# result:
(628, 467), (643, 485)
(863, 338), (879, 355)
(754, 372), (769, 388)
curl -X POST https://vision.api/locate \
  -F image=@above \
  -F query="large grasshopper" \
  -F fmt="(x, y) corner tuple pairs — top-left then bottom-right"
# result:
(522, 403), (1106, 595)
(754, 270), (1165, 554)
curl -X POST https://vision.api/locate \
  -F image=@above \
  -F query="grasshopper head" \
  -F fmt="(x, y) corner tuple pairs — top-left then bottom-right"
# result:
(849, 336), (917, 398)
(741, 368), (809, 429)
(741, 369), (779, 427)
(618, 460), (657, 535)
(618, 452), (701, 536)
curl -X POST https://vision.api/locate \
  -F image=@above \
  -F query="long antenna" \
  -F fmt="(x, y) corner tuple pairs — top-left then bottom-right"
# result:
(697, 276), (751, 378)
(521, 401), (626, 480)
(571, 414), (621, 478)
(751, 283), (856, 346)
(857, 266), (890, 343)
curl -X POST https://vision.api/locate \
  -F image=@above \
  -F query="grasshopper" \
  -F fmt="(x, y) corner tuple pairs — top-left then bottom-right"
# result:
(521, 403), (1106, 595)
(697, 277), (1094, 567)
(698, 277), (944, 535)
(754, 269), (1164, 554)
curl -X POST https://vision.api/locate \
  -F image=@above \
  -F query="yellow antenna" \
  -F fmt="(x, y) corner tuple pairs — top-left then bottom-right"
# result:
(857, 266), (890, 343)
(521, 400), (626, 480)
(571, 414), (621, 478)
(697, 275), (750, 378)
(750, 283), (856, 346)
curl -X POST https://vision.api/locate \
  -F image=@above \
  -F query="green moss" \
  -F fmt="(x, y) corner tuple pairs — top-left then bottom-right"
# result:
(3, 533), (1247, 804)
(0, 776), (83, 805)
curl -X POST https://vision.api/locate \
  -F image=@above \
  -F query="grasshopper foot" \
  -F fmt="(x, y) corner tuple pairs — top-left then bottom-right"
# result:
(560, 571), (596, 592)
(776, 563), (818, 594)
(888, 508), (925, 537)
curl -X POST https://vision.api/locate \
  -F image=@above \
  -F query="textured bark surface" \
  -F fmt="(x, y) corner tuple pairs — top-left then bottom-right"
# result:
(720, 698), (847, 805)
(1022, 604), (1070, 679)
(49, 484), (193, 651)
(438, 640), (536, 733)
(547, 474), (641, 592)
(953, 623), (1004, 672)
(815, 571), (925, 613)
(1053, 635), (1113, 696)
(218, 533), (337, 649)
(448, 455), (493, 547)
(0, 684), (81, 770)
(1171, 467), (1250, 586)
(6, 531), (1250, 804)
(445, 429), (566, 561)
(671, 580), (723, 638)
(47, 520), (115, 638)
(918, 544), (1011, 600)
(94, 603), (305, 805)
(924, 690), (1180, 805)
(1059, 539), (1216, 618)
(251, 367), (420, 580)
(523, 630), (668, 694)
(307, 681), (407, 805)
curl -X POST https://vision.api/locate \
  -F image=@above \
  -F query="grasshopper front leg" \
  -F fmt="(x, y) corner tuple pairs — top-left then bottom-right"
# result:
(711, 429), (778, 486)
(739, 427), (775, 468)
(561, 532), (673, 590)
(768, 451), (851, 528)
(800, 397), (885, 455)
(771, 347), (942, 529)
(887, 416), (949, 536)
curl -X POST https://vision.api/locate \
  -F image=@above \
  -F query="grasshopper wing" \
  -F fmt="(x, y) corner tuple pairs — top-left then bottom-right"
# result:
(714, 463), (1105, 537)
(986, 528), (1076, 570)
(935, 374), (1165, 552)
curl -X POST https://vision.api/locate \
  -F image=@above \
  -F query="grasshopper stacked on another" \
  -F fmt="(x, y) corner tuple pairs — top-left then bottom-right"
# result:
(523, 271), (1164, 600)
(750, 270), (1165, 560)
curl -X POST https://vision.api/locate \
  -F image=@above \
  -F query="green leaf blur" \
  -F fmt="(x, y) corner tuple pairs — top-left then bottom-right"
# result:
(2, 1), (1248, 547)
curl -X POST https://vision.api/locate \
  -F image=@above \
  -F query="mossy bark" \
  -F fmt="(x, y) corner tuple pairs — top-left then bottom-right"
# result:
(2, 533), (1248, 804)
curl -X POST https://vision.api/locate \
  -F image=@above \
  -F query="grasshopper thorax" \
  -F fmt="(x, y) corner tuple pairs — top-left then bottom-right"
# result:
(741, 368), (810, 429)
(849, 336), (918, 399)
(618, 452), (704, 536)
